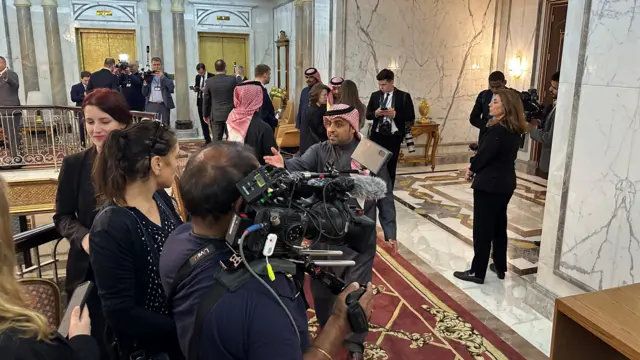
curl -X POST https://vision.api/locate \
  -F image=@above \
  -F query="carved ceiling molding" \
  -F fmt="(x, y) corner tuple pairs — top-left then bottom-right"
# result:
(71, 1), (137, 23)
(191, 3), (252, 29)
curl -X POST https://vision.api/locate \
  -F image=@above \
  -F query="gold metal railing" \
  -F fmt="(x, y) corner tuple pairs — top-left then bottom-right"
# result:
(0, 106), (156, 170)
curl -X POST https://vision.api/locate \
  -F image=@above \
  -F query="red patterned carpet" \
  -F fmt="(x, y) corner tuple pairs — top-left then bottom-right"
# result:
(304, 239), (526, 360)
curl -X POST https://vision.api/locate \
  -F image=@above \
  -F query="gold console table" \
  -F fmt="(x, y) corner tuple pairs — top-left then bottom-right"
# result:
(7, 178), (58, 216)
(399, 122), (440, 171)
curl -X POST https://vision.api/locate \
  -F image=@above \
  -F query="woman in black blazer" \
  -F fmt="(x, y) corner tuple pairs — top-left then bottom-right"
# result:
(53, 89), (134, 359)
(454, 89), (527, 284)
(90, 121), (183, 360)
(299, 83), (329, 155)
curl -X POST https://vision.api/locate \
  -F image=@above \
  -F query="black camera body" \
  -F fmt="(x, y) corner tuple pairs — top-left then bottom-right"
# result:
(115, 61), (128, 71)
(227, 165), (376, 259)
(520, 88), (544, 121)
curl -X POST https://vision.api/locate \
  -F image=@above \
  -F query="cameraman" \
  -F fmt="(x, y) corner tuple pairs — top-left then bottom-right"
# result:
(264, 104), (397, 359)
(159, 142), (374, 360)
(528, 71), (559, 176)
(118, 60), (145, 111)
(470, 71), (509, 140)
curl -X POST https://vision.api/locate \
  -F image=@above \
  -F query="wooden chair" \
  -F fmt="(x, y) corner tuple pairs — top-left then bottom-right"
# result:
(276, 125), (300, 148)
(19, 278), (63, 328)
(171, 173), (187, 222)
(281, 101), (295, 125)
(272, 97), (282, 112)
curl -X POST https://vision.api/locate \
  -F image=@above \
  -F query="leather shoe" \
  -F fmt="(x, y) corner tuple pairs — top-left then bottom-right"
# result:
(347, 352), (364, 360)
(453, 270), (484, 284)
(489, 263), (505, 279)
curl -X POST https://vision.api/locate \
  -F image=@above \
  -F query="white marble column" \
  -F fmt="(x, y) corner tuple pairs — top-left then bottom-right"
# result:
(170, 0), (192, 129)
(147, 0), (164, 60)
(14, 0), (39, 94)
(42, 0), (66, 105)
(537, 0), (640, 296)
(294, 0), (314, 96)
(331, 0), (347, 78)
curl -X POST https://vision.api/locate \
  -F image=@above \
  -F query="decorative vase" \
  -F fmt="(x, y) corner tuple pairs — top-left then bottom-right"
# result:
(418, 99), (431, 123)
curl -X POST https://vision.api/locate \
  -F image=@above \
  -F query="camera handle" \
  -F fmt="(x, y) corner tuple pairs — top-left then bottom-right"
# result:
(303, 261), (369, 334)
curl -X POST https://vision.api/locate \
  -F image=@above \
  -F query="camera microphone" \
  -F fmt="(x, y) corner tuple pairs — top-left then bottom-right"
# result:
(334, 175), (388, 200)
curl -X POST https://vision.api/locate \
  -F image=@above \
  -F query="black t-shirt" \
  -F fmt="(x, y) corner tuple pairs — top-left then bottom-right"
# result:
(159, 224), (310, 359)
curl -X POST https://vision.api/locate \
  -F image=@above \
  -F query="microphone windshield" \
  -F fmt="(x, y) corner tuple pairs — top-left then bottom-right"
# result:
(349, 175), (388, 200)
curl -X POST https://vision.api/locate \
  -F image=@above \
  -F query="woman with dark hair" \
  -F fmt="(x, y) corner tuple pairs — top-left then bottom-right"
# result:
(89, 121), (183, 359)
(299, 83), (329, 155)
(337, 80), (366, 129)
(454, 89), (527, 284)
(53, 88), (133, 359)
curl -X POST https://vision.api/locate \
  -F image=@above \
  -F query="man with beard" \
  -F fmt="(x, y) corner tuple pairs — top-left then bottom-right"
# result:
(327, 76), (344, 107)
(295, 67), (322, 129)
(265, 104), (397, 360)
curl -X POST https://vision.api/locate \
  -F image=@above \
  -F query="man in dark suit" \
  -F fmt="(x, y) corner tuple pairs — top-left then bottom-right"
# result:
(143, 57), (175, 126)
(366, 68), (415, 187)
(70, 71), (91, 106)
(0, 55), (22, 160)
(203, 59), (242, 140)
(296, 67), (322, 129)
(119, 60), (145, 111)
(469, 71), (508, 141)
(194, 63), (214, 143)
(254, 64), (278, 130)
(529, 70), (559, 177)
(70, 71), (91, 146)
(86, 58), (119, 93)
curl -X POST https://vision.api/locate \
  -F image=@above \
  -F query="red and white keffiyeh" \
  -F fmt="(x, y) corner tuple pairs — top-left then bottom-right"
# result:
(327, 77), (344, 106)
(226, 80), (264, 142)
(323, 104), (367, 173)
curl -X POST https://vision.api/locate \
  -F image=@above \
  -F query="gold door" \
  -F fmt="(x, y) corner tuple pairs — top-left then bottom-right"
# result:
(197, 33), (249, 75)
(76, 29), (136, 73)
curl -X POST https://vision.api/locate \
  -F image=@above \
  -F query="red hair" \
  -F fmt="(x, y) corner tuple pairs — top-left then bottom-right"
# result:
(82, 89), (133, 127)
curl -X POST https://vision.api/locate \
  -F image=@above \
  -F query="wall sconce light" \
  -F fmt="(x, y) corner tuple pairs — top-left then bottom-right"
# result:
(508, 53), (527, 79)
(388, 58), (400, 71)
(471, 63), (481, 70)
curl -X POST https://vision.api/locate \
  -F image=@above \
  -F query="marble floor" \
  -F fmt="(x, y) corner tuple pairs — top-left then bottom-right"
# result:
(393, 164), (552, 356)
(394, 166), (545, 275)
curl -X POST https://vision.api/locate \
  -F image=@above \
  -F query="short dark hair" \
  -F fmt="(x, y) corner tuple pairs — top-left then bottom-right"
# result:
(255, 64), (270, 77)
(376, 69), (394, 82)
(196, 63), (206, 71)
(0, 56), (6, 64)
(151, 57), (162, 64)
(488, 71), (505, 82)
(93, 121), (177, 205)
(104, 58), (116, 67)
(82, 89), (133, 125)
(180, 142), (260, 221)
(80, 71), (91, 78)
(309, 83), (329, 104)
(214, 59), (226, 72)
(551, 71), (560, 82)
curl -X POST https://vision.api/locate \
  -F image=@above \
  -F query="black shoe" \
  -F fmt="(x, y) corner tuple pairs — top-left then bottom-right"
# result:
(453, 270), (484, 284)
(489, 263), (505, 279)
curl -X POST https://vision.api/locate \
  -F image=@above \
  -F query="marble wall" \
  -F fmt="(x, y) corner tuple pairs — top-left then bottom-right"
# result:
(0, 0), (277, 131)
(538, 0), (640, 294)
(273, 1), (296, 101)
(343, 0), (496, 145)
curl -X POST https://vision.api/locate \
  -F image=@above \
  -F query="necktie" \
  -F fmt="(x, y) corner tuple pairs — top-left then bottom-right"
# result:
(383, 93), (389, 108)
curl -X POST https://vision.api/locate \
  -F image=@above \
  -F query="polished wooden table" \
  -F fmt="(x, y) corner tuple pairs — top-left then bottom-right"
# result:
(551, 283), (640, 359)
(398, 122), (440, 171)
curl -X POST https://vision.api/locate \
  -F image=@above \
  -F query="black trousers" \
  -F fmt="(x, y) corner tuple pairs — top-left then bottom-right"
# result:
(211, 121), (228, 141)
(470, 189), (513, 280)
(369, 132), (403, 188)
(196, 100), (211, 142)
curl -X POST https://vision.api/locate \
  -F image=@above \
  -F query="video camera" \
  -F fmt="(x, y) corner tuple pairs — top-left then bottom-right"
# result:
(226, 165), (380, 263)
(519, 88), (544, 121)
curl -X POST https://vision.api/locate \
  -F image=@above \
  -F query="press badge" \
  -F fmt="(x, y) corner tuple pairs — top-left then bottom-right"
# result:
(126, 83), (131, 87)
(154, 86), (161, 91)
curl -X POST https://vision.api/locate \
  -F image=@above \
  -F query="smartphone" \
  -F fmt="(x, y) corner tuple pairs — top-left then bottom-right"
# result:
(58, 281), (93, 338)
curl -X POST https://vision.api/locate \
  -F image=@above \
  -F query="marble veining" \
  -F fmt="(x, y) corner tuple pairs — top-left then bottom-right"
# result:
(344, 0), (496, 144)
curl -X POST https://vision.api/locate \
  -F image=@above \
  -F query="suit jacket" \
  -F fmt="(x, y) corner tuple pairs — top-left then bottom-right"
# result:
(195, 72), (214, 105)
(529, 105), (555, 172)
(470, 124), (521, 194)
(120, 73), (145, 111)
(53, 147), (98, 294)
(0, 69), (20, 106)
(142, 73), (175, 109)
(86, 69), (119, 93)
(260, 86), (278, 128)
(203, 74), (241, 123)
(296, 85), (312, 129)
(469, 89), (493, 140)
(70, 82), (86, 107)
(365, 88), (415, 138)
(0, 329), (99, 360)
